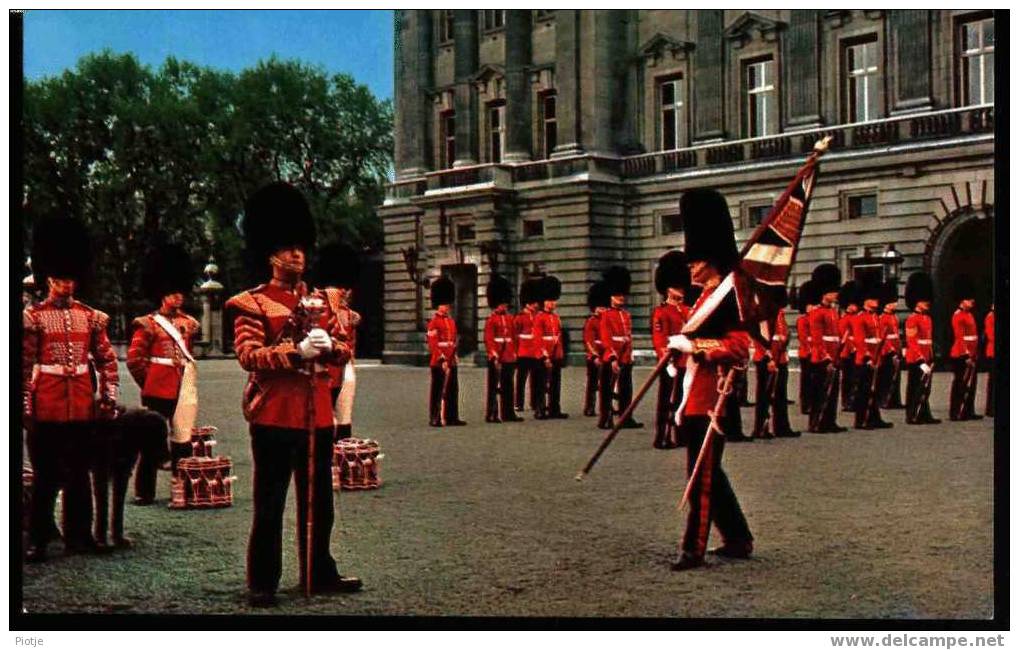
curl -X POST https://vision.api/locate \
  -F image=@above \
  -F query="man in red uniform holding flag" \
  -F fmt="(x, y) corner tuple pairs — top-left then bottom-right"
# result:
(535, 275), (568, 419)
(808, 263), (846, 434)
(903, 272), (938, 425)
(838, 281), (860, 412)
(426, 277), (466, 427)
(582, 282), (608, 417)
(651, 251), (691, 448)
(599, 266), (642, 430)
(514, 279), (542, 414)
(483, 274), (521, 423)
(948, 276), (981, 421)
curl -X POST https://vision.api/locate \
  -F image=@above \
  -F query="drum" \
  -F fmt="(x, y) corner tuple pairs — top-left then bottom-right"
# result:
(189, 425), (219, 458)
(170, 456), (236, 509)
(332, 438), (383, 491)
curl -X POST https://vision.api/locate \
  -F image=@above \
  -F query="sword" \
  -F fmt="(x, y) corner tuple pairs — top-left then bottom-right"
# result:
(677, 366), (739, 512)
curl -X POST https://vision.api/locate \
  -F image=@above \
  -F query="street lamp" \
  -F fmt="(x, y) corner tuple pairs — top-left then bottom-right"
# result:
(882, 244), (903, 283)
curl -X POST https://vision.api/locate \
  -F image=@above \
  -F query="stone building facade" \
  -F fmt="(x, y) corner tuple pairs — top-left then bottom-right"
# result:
(379, 9), (996, 365)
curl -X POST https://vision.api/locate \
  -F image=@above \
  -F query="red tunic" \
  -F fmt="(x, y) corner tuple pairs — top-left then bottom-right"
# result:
(796, 314), (811, 360)
(600, 308), (633, 364)
(879, 312), (901, 357)
(838, 312), (857, 360)
(852, 311), (882, 366)
(535, 310), (564, 361)
(514, 309), (541, 359)
(809, 306), (840, 364)
(226, 282), (351, 430)
(949, 309), (979, 359)
(426, 311), (458, 367)
(126, 311), (200, 400)
(680, 285), (751, 417)
(769, 308), (790, 365)
(904, 312), (934, 364)
(651, 302), (689, 361)
(984, 311), (994, 359)
(323, 288), (360, 390)
(484, 310), (517, 363)
(582, 313), (603, 361)
(23, 298), (119, 422)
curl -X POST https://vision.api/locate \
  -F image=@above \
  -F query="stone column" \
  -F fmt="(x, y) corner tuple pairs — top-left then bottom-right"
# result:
(692, 9), (725, 142)
(890, 10), (933, 111)
(577, 10), (626, 157)
(197, 258), (224, 355)
(452, 9), (479, 167)
(395, 10), (433, 178)
(784, 10), (822, 128)
(503, 10), (533, 163)
(551, 9), (584, 157)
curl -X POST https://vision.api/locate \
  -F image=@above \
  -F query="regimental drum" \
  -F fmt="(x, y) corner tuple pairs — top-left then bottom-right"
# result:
(170, 457), (236, 509)
(332, 438), (384, 491)
(190, 425), (219, 458)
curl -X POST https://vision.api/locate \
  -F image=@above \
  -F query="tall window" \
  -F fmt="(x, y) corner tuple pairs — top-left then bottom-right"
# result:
(960, 17), (994, 105)
(659, 76), (684, 151)
(745, 58), (775, 137)
(483, 10), (505, 31)
(439, 10), (454, 43)
(489, 103), (505, 163)
(541, 93), (557, 159)
(845, 38), (879, 122)
(441, 111), (456, 169)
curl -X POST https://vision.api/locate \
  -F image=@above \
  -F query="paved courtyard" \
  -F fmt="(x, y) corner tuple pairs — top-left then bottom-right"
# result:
(21, 359), (996, 618)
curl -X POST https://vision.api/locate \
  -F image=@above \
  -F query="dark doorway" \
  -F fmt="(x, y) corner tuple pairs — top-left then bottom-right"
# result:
(442, 263), (478, 357)
(851, 264), (884, 290)
(352, 252), (385, 359)
(931, 216), (993, 363)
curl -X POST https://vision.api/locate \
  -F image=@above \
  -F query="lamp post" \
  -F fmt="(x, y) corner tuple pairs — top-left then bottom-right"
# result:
(882, 244), (903, 284)
(197, 256), (225, 355)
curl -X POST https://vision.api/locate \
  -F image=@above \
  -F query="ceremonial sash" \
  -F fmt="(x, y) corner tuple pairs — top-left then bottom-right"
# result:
(153, 313), (198, 442)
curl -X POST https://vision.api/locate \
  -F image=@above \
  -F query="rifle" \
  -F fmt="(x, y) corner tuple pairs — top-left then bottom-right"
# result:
(677, 366), (739, 512)
(810, 360), (837, 431)
(760, 363), (779, 436)
(912, 363), (933, 423)
(863, 357), (882, 425)
(440, 335), (459, 425)
(955, 357), (977, 420)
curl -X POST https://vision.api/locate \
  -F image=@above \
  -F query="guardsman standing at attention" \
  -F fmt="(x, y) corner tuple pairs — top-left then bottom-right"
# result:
(796, 280), (816, 415)
(483, 275), (521, 423)
(651, 250), (691, 448)
(852, 278), (892, 430)
(878, 282), (904, 409)
(127, 240), (200, 504)
(514, 279), (542, 414)
(751, 289), (800, 439)
(599, 266), (642, 430)
(535, 275), (568, 419)
(427, 277), (466, 427)
(984, 304), (994, 417)
(903, 272), (939, 425)
(24, 216), (120, 562)
(808, 264), (845, 434)
(582, 281), (608, 417)
(838, 281), (860, 412)
(948, 276), (981, 421)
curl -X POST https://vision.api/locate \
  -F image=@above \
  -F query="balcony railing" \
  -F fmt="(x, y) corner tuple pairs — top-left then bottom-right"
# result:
(385, 104), (994, 202)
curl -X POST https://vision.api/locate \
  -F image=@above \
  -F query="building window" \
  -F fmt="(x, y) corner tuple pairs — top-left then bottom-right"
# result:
(659, 213), (684, 235)
(844, 37), (880, 122)
(541, 93), (557, 160)
(523, 219), (545, 238)
(488, 103), (505, 163)
(482, 10), (505, 32)
(960, 16), (994, 105)
(745, 203), (772, 229)
(658, 76), (685, 151)
(438, 10), (454, 44)
(441, 110), (456, 169)
(455, 223), (476, 242)
(534, 10), (554, 20)
(744, 58), (776, 137)
(843, 192), (878, 220)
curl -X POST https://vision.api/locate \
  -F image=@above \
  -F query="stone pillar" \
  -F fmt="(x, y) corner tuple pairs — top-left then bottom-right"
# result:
(692, 9), (725, 142)
(784, 10), (821, 128)
(452, 10), (479, 167)
(198, 258), (224, 355)
(578, 10), (626, 157)
(503, 10), (533, 163)
(890, 10), (933, 111)
(551, 9), (584, 157)
(395, 10), (433, 178)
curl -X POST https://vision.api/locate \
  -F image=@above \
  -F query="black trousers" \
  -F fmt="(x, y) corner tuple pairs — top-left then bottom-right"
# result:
(735, 367), (752, 406)
(882, 359), (904, 408)
(654, 368), (684, 445)
(799, 359), (813, 415)
(809, 361), (840, 431)
(853, 364), (883, 427)
(485, 360), (516, 420)
(598, 363), (634, 422)
(877, 355), (899, 410)
(429, 366), (461, 423)
(515, 358), (542, 412)
(772, 364), (793, 433)
(680, 416), (753, 557)
(27, 421), (94, 547)
(134, 396), (174, 501)
(752, 361), (776, 436)
(840, 358), (856, 411)
(724, 378), (744, 438)
(583, 358), (600, 415)
(248, 424), (340, 593)
(542, 361), (564, 416)
(949, 357), (978, 420)
(904, 362), (934, 424)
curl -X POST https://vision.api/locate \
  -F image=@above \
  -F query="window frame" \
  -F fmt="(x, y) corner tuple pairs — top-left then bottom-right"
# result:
(742, 200), (774, 231)
(487, 102), (506, 164)
(840, 189), (880, 221)
(842, 35), (881, 123)
(657, 74), (686, 151)
(522, 219), (545, 239)
(539, 91), (558, 160)
(482, 10), (506, 33)
(743, 56), (777, 138)
(438, 10), (454, 45)
(440, 109), (456, 170)
(957, 14), (995, 106)
(657, 212), (684, 237)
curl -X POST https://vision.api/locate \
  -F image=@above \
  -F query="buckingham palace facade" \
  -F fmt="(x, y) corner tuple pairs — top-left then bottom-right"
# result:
(378, 9), (996, 365)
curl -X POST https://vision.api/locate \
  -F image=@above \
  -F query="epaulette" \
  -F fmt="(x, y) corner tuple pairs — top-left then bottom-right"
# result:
(225, 287), (266, 316)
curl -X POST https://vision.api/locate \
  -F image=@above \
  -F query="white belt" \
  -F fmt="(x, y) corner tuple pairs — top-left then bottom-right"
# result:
(963, 336), (978, 341)
(493, 337), (511, 343)
(542, 336), (557, 341)
(518, 334), (534, 339)
(611, 336), (631, 342)
(918, 339), (932, 345)
(885, 335), (899, 340)
(437, 342), (454, 347)
(822, 336), (839, 342)
(38, 363), (89, 376)
(150, 356), (178, 366)
(864, 338), (880, 344)
(772, 336), (786, 341)
(594, 340), (603, 345)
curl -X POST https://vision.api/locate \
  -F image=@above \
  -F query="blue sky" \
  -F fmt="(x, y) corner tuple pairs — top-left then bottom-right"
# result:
(23, 9), (394, 100)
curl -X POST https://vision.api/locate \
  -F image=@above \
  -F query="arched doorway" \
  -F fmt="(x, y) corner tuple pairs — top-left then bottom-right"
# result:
(926, 207), (994, 363)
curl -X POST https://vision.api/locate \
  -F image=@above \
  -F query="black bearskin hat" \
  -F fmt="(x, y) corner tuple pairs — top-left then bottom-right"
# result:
(837, 281), (859, 308)
(520, 278), (542, 306)
(540, 275), (562, 302)
(654, 250), (691, 296)
(242, 182), (316, 266)
(811, 263), (841, 296)
(796, 280), (816, 314)
(603, 266), (631, 297)
(486, 274), (513, 309)
(313, 241), (360, 289)
(587, 281), (609, 310)
(430, 276), (455, 308)
(859, 275), (884, 303)
(31, 215), (93, 287)
(142, 240), (195, 304)
(904, 272), (934, 311)
(952, 274), (975, 303)
(680, 188), (739, 274)
(685, 284), (703, 307)
(774, 286), (789, 309)
(881, 280), (899, 306)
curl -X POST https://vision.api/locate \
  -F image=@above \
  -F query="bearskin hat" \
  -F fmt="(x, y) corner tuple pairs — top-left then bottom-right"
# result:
(142, 240), (195, 304)
(680, 188), (739, 274)
(654, 250), (691, 296)
(811, 263), (841, 296)
(486, 274), (513, 309)
(539, 275), (562, 303)
(904, 272), (934, 311)
(685, 284), (704, 307)
(520, 278), (542, 306)
(838, 281), (859, 308)
(31, 215), (93, 287)
(313, 241), (360, 289)
(602, 265), (631, 297)
(796, 280), (816, 314)
(881, 280), (900, 306)
(430, 276), (455, 308)
(774, 286), (789, 309)
(858, 275), (885, 303)
(242, 182), (316, 267)
(952, 274), (975, 303)
(587, 281), (609, 310)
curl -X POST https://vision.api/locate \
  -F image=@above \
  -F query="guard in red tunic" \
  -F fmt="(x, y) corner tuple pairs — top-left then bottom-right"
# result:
(838, 281), (860, 412)
(666, 188), (753, 571)
(752, 291), (799, 439)
(225, 182), (362, 607)
(426, 277), (466, 427)
(23, 216), (119, 562)
(483, 274), (521, 423)
(313, 242), (361, 441)
(599, 266), (642, 430)
(514, 279), (542, 414)
(948, 276), (981, 421)
(651, 250), (691, 448)
(878, 282), (904, 409)
(535, 275), (568, 419)
(903, 272), (938, 425)
(808, 264), (846, 433)
(984, 304), (994, 417)
(127, 241), (199, 505)
(796, 280), (816, 416)
(852, 278), (892, 430)
(582, 282), (608, 417)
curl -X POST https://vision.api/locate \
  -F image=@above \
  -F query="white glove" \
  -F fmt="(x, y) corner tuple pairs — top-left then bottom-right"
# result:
(297, 337), (320, 359)
(667, 334), (693, 354)
(920, 363), (932, 375)
(665, 363), (679, 379)
(307, 328), (333, 351)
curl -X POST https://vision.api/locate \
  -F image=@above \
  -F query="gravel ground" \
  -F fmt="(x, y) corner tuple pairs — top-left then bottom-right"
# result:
(20, 360), (995, 619)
